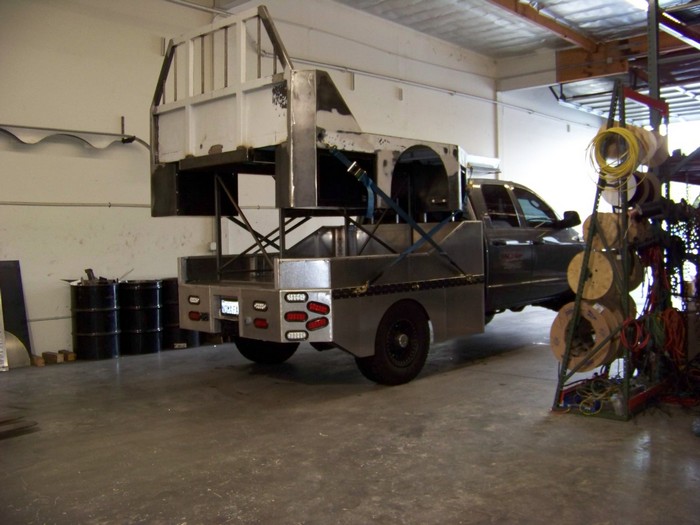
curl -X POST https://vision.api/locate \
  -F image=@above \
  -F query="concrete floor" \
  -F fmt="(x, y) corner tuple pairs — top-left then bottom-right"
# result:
(0, 307), (698, 524)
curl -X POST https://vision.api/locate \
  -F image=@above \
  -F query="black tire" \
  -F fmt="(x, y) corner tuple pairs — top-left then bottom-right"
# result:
(355, 300), (430, 385)
(235, 337), (299, 365)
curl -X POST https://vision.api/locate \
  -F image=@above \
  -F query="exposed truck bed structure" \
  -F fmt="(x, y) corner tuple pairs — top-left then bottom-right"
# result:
(150, 5), (581, 384)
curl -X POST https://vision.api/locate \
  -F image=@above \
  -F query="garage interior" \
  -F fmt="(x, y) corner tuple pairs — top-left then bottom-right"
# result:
(1, 0), (700, 523)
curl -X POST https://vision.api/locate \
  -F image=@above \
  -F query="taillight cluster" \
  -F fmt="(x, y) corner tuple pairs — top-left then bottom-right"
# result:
(284, 293), (331, 341)
(187, 295), (208, 323)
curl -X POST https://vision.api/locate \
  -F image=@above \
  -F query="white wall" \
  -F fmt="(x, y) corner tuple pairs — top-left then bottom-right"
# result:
(497, 87), (603, 223)
(234, 0), (498, 148)
(0, 0), (214, 354)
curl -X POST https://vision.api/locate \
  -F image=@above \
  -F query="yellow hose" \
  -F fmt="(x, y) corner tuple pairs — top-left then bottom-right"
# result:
(587, 127), (641, 184)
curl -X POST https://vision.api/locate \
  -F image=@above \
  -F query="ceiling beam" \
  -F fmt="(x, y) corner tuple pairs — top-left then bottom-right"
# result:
(556, 31), (696, 83)
(486, 0), (598, 53)
(660, 12), (700, 52)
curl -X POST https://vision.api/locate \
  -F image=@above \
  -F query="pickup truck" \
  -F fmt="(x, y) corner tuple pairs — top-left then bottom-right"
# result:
(150, 5), (583, 384)
(169, 174), (582, 385)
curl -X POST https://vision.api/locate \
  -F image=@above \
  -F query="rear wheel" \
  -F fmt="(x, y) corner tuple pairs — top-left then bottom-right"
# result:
(355, 300), (430, 385)
(235, 337), (299, 364)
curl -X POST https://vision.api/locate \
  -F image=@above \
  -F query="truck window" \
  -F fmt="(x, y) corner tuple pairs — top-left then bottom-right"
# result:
(512, 186), (558, 228)
(482, 184), (519, 227)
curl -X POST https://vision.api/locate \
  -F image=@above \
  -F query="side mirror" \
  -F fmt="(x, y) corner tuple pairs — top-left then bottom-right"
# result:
(555, 210), (581, 229)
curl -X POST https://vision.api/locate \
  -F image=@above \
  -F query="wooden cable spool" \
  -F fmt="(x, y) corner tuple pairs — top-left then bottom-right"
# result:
(550, 301), (620, 372)
(598, 123), (668, 168)
(599, 172), (661, 210)
(602, 177), (637, 208)
(627, 215), (653, 244)
(629, 172), (661, 207)
(567, 250), (643, 299)
(629, 125), (658, 166)
(583, 213), (621, 249)
(648, 132), (669, 167)
(584, 212), (653, 248)
(596, 295), (637, 363)
(567, 251), (618, 300)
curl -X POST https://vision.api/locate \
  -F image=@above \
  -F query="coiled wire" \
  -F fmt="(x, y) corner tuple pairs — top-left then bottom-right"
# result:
(587, 127), (641, 185)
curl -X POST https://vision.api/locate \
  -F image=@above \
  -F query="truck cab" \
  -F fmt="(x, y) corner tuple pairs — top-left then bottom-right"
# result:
(466, 179), (582, 318)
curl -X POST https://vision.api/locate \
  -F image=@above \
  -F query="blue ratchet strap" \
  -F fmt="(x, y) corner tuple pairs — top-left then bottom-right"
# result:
(325, 144), (466, 280)
(357, 169), (376, 219)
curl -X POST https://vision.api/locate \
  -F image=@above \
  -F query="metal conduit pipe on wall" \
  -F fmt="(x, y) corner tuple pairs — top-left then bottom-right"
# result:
(0, 202), (278, 209)
(267, 52), (596, 129)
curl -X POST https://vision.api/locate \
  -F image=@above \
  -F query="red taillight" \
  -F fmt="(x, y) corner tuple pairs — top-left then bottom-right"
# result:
(306, 317), (329, 331)
(307, 301), (330, 315)
(253, 318), (269, 329)
(284, 311), (308, 322)
(188, 311), (201, 321)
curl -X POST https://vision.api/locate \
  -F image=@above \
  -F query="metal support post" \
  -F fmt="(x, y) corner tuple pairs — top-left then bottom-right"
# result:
(214, 174), (223, 281)
(0, 290), (7, 372)
(648, 0), (662, 132)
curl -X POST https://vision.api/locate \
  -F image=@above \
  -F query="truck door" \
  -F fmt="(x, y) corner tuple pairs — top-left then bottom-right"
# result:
(476, 183), (535, 311)
(511, 185), (581, 301)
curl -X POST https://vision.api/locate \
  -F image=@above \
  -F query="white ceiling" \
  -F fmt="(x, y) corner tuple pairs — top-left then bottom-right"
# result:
(332, 0), (700, 124)
(332, 0), (690, 58)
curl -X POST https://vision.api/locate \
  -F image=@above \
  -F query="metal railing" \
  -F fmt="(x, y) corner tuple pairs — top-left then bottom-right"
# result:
(153, 5), (292, 107)
(150, 5), (293, 164)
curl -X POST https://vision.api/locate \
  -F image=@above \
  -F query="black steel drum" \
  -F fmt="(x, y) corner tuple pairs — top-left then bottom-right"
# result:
(161, 277), (199, 350)
(118, 280), (162, 354)
(161, 277), (182, 349)
(71, 281), (120, 359)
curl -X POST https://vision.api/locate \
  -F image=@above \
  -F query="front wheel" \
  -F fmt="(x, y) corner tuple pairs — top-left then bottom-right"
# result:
(235, 337), (299, 365)
(355, 300), (430, 385)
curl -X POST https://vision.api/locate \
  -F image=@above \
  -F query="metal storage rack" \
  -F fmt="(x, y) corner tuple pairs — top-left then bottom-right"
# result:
(552, 82), (670, 419)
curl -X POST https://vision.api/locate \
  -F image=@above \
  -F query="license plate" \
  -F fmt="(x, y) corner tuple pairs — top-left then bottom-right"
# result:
(220, 298), (239, 316)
